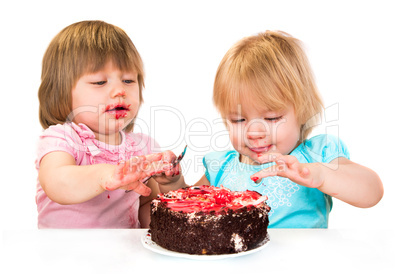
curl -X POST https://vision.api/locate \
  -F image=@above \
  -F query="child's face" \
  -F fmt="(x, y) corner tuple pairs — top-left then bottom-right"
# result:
(225, 103), (300, 165)
(71, 60), (140, 141)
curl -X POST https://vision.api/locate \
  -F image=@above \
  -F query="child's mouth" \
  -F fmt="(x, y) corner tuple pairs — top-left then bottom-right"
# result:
(249, 145), (272, 154)
(105, 103), (131, 119)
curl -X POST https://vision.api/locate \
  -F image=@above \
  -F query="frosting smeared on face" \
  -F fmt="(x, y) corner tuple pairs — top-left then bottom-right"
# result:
(105, 103), (131, 119)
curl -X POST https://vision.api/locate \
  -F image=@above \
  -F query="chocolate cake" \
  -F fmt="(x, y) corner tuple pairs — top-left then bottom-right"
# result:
(149, 185), (270, 255)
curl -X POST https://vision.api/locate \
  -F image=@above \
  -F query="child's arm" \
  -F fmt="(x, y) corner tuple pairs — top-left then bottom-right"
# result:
(138, 178), (160, 228)
(315, 157), (383, 208)
(194, 175), (211, 186)
(38, 151), (169, 205)
(252, 154), (383, 208)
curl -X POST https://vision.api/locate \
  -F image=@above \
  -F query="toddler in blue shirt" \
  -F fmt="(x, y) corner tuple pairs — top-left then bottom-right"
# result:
(189, 31), (383, 228)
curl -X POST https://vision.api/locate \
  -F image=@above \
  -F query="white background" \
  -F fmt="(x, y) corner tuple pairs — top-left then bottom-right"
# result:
(1, 0), (400, 230)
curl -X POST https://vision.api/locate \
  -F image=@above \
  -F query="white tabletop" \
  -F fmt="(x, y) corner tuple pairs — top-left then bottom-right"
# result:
(2, 229), (398, 274)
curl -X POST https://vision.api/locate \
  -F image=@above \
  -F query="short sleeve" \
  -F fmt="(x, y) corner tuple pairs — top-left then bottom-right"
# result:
(35, 124), (83, 169)
(297, 134), (350, 163)
(203, 151), (237, 186)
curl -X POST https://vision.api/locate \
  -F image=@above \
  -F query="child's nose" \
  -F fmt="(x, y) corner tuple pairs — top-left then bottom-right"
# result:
(246, 119), (269, 139)
(111, 86), (126, 98)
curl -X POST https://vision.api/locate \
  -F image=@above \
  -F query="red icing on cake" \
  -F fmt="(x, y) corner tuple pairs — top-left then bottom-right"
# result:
(150, 185), (271, 255)
(158, 185), (267, 214)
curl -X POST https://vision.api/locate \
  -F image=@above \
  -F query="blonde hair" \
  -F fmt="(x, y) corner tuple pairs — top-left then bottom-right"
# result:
(213, 30), (323, 139)
(38, 20), (145, 132)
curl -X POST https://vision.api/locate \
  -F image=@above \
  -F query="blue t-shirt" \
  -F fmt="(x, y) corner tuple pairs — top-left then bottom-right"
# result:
(203, 134), (350, 228)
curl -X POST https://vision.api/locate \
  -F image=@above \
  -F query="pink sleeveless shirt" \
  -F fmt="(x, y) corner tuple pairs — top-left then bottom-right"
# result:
(35, 122), (160, 229)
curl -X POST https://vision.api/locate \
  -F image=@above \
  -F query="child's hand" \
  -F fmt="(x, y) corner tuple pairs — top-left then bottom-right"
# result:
(103, 153), (172, 196)
(251, 153), (324, 189)
(152, 150), (182, 185)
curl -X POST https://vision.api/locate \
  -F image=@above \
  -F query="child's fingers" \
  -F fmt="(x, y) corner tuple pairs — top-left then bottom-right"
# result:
(162, 150), (181, 177)
(251, 164), (283, 180)
(126, 153), (162, 169)
(257, 152), (283, 164)
(275, 156), (311, 179)
(108, 155), (172, 192)
(163, 163), (180, 177)
(161, 150), (177, 163)
(127, 154), (170, 174)
(149, 161), (173, 175)
(144, 153), (163, 162)
(124, 181), (152, 196)
(274, 155), (298, 168)
(251, 160), (312, 187)
(173, 164), (181, 176)
(106, 161), (133, 190)
(250, 156), (292, 181)
(300, 166), (310, 177)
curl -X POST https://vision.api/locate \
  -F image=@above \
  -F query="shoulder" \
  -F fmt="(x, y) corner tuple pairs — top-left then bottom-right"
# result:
(294, 134), (350, 163)
(40, 123), (73, 138)
(36, 123), (85, 168)
(40, 122), (94, 142)
(202, 150), (237, 186)
(203, 150), (237, 176)
(39, 123), (82, 147)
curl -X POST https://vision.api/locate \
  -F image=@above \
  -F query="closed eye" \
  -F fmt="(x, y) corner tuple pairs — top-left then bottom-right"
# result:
(91, 81), (107, 86)
(230, 119), (246, 123)
(123, 79), (136, 84)
(264, 116), (282, 122)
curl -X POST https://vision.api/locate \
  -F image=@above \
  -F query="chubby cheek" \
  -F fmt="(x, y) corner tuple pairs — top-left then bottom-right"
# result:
(129, 104), (140, 119)
(228, 126), (245, 152)
(71, 108), (99, 128)
(275, 123), (301, 154)
(128, 94), (140, 117)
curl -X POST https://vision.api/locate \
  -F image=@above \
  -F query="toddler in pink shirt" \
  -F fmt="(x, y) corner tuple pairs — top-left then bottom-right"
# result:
(36, 21), (185, 228)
